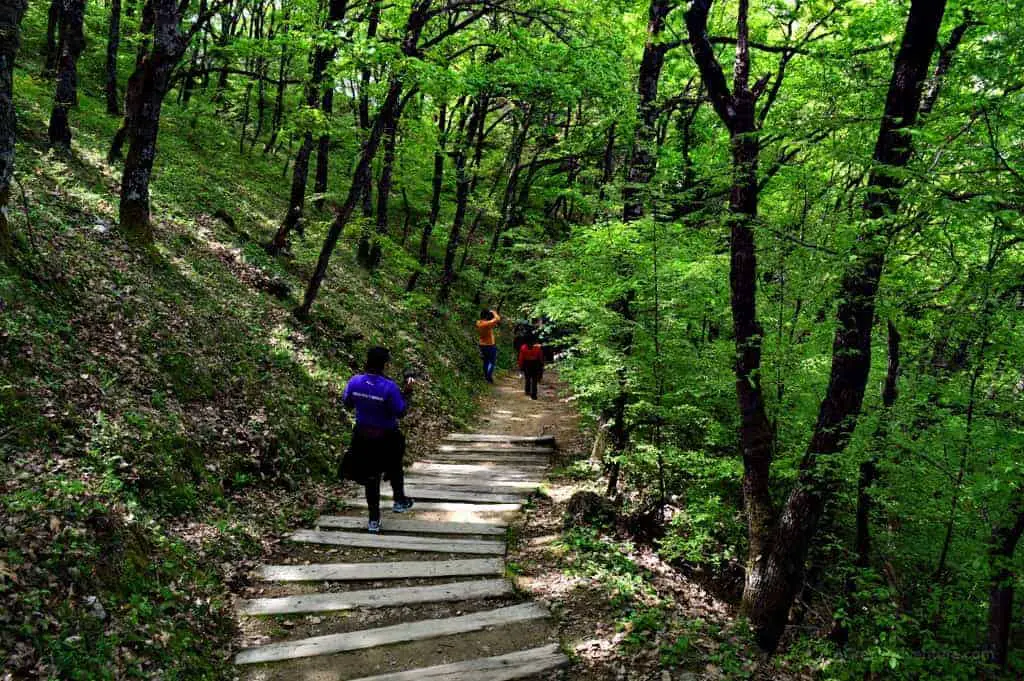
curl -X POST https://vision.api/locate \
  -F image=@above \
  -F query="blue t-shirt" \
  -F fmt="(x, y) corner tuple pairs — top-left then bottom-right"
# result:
(343, 373), (407, 430)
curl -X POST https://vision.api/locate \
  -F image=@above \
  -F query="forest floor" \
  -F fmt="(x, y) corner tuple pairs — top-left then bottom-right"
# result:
(226, 370), (802, 681)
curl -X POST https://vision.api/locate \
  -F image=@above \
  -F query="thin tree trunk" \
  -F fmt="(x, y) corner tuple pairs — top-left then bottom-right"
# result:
(48, 0), (87, 150)
(314, 88), (333, 210)
(439, 97), (486, 299)
(405, 101), (448, 292)
(239, 80), (252, 152)
(267, 40), (332, 254)
(474, 107), (531, 303)
(298, 78), (403, 317)
(264, 40), (289, 153)
(622, 0), (671, 221)
(357, 0), (381, 219)
(367, 115), (398, 268)
(43, 0), (60, 75)
(598, 122), (616, 202)
(0, 0), (28, 255)
(855, 320), (901, 568)
(105, 0), (123, 115)
(300, 0), (440, 316)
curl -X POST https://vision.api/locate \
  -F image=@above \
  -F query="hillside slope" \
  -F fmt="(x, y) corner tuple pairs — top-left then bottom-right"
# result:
(1, 9), (489, 678)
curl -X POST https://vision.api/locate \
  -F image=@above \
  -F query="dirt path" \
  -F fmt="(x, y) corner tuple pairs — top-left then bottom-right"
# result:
(231, 370), (580, 681)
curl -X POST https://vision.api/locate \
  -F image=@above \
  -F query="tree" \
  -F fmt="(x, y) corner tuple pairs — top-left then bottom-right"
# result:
(267, 0), (349, 255)
(298, 0), (546, 316)
(727, 0), (949, 651)
(0, 0), (28, 254)
(118, 0), (219, 240)
(105, 0), (122, 115)
(48, 0), (87, 150)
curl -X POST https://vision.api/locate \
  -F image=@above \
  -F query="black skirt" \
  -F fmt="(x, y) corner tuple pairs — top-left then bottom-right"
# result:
(339, 426), (405, 484)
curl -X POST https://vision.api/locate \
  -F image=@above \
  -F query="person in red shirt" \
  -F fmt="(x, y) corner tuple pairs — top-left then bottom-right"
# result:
(517, 332), (545, 400)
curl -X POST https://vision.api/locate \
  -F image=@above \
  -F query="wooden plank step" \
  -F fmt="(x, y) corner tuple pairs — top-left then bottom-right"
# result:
(240, 578), (512, 615)
(234, 602), (550, 665)
(446, 434), (555, 446)
(316, 516), (506, 535)
(342, 498), (522, 514)
(345, 644), (569, 681)
(404, 476), (541, 493)
(439, 444), (554, 454)
(411, 462), (545, 478)
(290, 529), (506, 555)
(423, 453), (549, 465)
(255, 558), (505, 582)
(381, 486), (524, 504)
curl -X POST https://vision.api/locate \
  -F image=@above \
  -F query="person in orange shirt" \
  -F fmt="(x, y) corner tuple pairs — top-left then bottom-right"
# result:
(476, 308), (501, 383)
(517, 332), (545, 400)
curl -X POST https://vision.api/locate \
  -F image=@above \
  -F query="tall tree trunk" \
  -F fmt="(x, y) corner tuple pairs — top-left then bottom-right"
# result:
(43, 0), (60, 75)
(988, 499), (1024, 669)
(299, 0), (439, 316)
(736, 0), (948, 651)
(356, 0), (381, 220)
(267, 39), (332, 254)
(48, 0), (87, 150)
(405, 101), (448, 292)
(0, 0), (28, 255)
(367, 115), (398, 268)
(118, 0), (194, 242)
(475, 107), (531, 304)
(598, 122), (616, 202)
(299, 78), (402, 317)
(622, 0), (671, 221)
(314, 88), (333, 210)
(685, 3), (777, 597)
(263, 40), (289, 152)
(439, 97), (486, 299)
(105, 0), (122, 115)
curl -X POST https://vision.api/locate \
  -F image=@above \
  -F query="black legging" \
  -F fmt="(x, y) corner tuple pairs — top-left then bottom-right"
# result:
(365, 468), (406, 522)
(350, 427), (407, 521)
(523, 360), (543, 400)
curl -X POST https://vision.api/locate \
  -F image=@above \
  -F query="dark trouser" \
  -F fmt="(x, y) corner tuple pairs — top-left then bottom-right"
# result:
(364, 468), (406, 522)
(350, 427), (407, 522)
(523, 360), (543, 400)
(480, 344), (497, 382)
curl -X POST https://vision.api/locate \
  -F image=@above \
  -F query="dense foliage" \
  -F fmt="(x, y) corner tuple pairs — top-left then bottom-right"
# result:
(1, 0), (1022, 677)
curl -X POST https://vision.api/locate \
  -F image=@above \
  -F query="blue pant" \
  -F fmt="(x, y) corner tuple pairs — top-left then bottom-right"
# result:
(480, 345), (497, 382)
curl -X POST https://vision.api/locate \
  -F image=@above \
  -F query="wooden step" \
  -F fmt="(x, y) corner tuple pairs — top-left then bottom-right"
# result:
(290, 529), (506, 555)
(342, 498), (522, 514)
(411, 462), (545, 478)
(345, 644), (569, 681)
(255, 558), (505, 582)
(316, 516), (506, 535)
(381, 486), (524, 504)
(446, 433), (555, 446)
(240, 578), (512, 615)
(423, 453), (549, 465)
(439, 444), (554, 454)
(234, 602), (550, 664)
(404, 475), (542, 493)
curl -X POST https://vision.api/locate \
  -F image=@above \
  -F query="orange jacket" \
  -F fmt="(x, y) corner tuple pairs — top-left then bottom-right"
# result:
(476, 312), (501, 346)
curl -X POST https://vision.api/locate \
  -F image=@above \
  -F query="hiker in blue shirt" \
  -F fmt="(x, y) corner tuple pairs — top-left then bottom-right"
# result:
(342, 347), (415, 533)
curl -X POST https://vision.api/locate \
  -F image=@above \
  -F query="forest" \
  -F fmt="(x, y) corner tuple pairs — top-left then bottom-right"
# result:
(1, 0), (1023, 678)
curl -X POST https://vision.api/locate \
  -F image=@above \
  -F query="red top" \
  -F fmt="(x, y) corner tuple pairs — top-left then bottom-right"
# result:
(518, 344), (544, 367)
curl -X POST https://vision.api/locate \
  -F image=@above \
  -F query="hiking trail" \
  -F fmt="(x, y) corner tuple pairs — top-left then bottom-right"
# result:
(233, 372), (575, 680)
